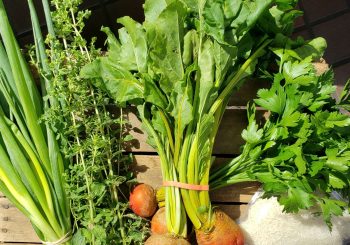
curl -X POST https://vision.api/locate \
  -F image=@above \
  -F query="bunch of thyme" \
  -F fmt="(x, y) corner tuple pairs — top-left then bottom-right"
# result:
(30, 0), (149, 244)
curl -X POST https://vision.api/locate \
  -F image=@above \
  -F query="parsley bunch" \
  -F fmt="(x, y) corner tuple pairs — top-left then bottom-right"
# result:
(211, 36), (350, 227)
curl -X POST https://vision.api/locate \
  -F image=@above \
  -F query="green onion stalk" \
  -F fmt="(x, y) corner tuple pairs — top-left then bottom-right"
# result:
(0, 0), (72, 243)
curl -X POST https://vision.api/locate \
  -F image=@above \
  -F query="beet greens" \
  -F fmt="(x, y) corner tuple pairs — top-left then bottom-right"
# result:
(82, 0), (304, 238)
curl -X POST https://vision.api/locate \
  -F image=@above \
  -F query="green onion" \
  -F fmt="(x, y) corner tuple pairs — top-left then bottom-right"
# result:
(0, 0), (71, 243)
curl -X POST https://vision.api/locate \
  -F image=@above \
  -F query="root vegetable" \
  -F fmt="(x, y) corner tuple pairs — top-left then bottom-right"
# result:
(195, 209), (244, 245)
(129, 183), (157, 218)
(145, 234), (190, 245)
(151, 207), (167, 235)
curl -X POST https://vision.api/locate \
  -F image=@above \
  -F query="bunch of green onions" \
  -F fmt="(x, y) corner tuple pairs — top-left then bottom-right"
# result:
(0, 0), (72, 243)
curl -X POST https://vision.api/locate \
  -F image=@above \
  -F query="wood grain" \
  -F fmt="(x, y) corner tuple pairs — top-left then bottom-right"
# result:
(227, 79), (270, 106)
(0, 198), (40, 243)
(217, 204), (249, 221)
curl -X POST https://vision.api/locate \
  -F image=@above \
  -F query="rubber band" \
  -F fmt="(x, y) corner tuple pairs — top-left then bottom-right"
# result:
(163, 181), (209, 191)
(41, 231), (72, 245)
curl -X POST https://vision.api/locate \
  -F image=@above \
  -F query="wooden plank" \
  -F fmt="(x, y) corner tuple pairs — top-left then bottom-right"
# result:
(228, 79), (269, 106)
(0, 198), (40, 243)
(212, 183), (259, 203)
(125, 108), (266, 154)
(1, 243), (40, 245)
(217, 204), (249, 221)
(133, 155), (259, 203)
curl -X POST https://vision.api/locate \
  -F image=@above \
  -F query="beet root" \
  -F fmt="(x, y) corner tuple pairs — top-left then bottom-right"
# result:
(129, 183), (157, 218)
(151, 207), (167, 235)
(145, 234), (191, 245)
(195, 209), (244, 245)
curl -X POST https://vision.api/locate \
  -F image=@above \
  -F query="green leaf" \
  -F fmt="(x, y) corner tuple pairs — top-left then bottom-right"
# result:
(319, 198), (346, 228)
(182, 30), (198, 66)
(203, 0), (225, 42)
(241, 120), (263, 144)
(143, 75), (168, 109)
(325, 112), (350, 128)
(283, 60), (312, 84)
(263, 181), (288, 195)
(81, 59), (144, 104)
(279, 187), (313, 213)
(317, 84), (336, 100)
(103, 27), (141, 72)
(213, 41), (237, 86)
(146, 1), (186, 95)
(309, 161), (324, 177)
(123, 135), (134, 142)
(91, 183), (106, 199)
(308, 101), (328, 112)
(325, 148), (349, 172)
(151, 109), (168, 136)
(144, 0), (171, 23)
(170, 81), (193, 133)
(223, 0), (242, 19)
(198, 39), (216, 114)
(300, 92), (313, 107)
(280, 111), (300, 127)
(203, 0), (272, 44)
(255, 82), (286, 114)
(329, 173), (347, 189)
(294, 153), (307, 175)
(294, 37), (327, 60)
(287, 144), (307, 175)
(117, 16), (148, 72)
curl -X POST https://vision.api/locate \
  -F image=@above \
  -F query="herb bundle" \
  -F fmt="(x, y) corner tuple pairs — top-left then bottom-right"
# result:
(82, 0), (302, 243)
(28, 0), (149, 244)
(211, 36), (350, 228)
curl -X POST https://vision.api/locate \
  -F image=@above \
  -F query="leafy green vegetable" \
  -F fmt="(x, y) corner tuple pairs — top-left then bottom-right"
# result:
(82, 0), (304, 236)
(82, 0), (303, 238)
(210, 40), (350, 228)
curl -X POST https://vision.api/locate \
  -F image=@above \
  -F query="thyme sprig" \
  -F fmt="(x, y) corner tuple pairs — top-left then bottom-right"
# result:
(30, 0), (149, 244)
